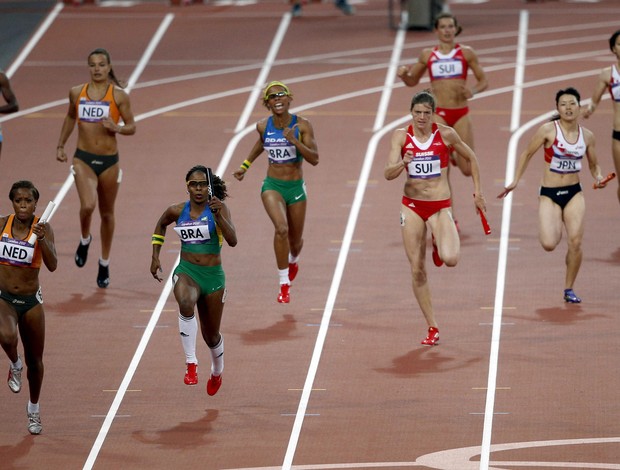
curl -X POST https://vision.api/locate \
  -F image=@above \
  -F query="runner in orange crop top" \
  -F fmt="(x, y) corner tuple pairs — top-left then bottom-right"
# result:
(55, 48), (136, 289)
(0, 180), (57, 435)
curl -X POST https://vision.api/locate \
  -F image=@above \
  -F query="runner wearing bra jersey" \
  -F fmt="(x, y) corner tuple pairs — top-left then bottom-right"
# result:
(583, 29), (620, 205)
(499, 88), (608, 304)
(385, 90), (486, 346)
(151, 165), (237, 396)
(233, 81), (319, 304)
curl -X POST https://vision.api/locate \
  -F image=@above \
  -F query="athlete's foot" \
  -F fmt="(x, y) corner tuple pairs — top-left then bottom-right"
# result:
(184, 363), (198, 385)
(277, 283), (290, 303)
(564, 289), (581, 303)
(207, 374), (222, 396)
(75, 235), (91, 267)
(97, 261), (110, 288)
(421, 327), (439, 346)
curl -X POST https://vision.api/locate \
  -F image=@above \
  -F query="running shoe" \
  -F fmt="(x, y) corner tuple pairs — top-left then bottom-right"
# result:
(291, 3), (302, 16)
(564, 289), (581, 303)
(75, 235), (91, 267)
(431, 235), (443, 267)
(97, 262), (110, 289)
(184, 363), (198, 385)
(7, 363), (22, 393)
(277, 283), (290, 303)
(421, 327), (439, 346)
(27, 408), (42, 435)
(335, 0), (355, 15)
(289, 262), (299, 282)
(207, 374), (222, 396)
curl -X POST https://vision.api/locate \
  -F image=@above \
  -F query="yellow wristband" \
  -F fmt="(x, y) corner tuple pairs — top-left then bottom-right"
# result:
(241, 159), (252, 170)
(151, 234), (165, 245)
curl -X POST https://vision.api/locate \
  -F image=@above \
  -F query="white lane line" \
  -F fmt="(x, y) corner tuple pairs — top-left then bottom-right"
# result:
(281, 23), (408, 470)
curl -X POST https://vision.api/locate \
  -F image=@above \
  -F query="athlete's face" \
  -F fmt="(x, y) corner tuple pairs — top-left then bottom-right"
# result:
(435, 18), (457, 43)
(11, 188), (37, 224)
(88, 54), (111, 82)
(557, 94), (580, 121)
(264, 86), (291, 114)
(186, 171), (209, 203)
(411, 103), (434, 130)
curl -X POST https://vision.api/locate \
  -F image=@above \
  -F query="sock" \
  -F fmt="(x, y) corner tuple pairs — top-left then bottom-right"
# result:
(80, 234), (92, 246)
(178, 313), (198, 364)
(288, 253), (300, 265)
(210, 335), (224, 376)
(28, 401), (39, 414)
(99, 258), (110, 267)
(278, 268), (290, 285)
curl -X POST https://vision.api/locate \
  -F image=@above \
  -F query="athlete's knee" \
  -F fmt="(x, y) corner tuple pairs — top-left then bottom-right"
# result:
(80, 202), (97, 216)
(274, 222), (289, 239)
(411, 267), (428, 285)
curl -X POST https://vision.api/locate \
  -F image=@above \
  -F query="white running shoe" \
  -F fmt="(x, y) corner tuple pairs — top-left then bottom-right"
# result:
(27, 409), (42, 435)
(8, 364), (22, 393)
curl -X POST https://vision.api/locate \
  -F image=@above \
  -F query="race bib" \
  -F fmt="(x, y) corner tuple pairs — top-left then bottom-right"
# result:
(407, 155), (441, 179)
(174, 222), (211, 244)
(0, 237), (35, 266)
(78, 99), (110, 123)
(430, 59), (464, 79)
(550, 155), (582, 174)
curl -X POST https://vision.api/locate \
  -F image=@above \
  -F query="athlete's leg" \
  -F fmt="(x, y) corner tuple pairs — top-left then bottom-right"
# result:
(261, 190), (290, 270)
(0, 301), (19, 363)
(562, 193), (585, 290)
(72, 159), (99, 240)
(428, 208), (460, 267)
(401, 208), (436, 328)
(18, 305), (45, 405)
(612, 136), (620, 205)
(538, 196), (564, 252)
(451, 115), (474, 177)
(97, 165), (120, 261)
(286, 199), (306, 259)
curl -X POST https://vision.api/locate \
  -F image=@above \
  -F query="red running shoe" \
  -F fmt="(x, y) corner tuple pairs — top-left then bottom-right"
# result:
(278, 283), (290, 303)
(421, 327), (439, 346)
(207, 374), (222, 396)
(184, 363), (198, 385)
(431, 235), (443, 267)
(288, 262), (299, 282)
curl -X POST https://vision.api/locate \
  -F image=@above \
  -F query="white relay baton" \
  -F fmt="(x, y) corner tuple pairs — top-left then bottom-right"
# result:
(27, 201), (56, 245)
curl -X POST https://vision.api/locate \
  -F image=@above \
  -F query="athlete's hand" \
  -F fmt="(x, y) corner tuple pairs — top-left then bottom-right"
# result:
(232, 167), (246, 181)
(150, 257), (163, 282)
(283, 123), (299, 143)
(497, 183), (517, 199)
(56, 147), (67, 163)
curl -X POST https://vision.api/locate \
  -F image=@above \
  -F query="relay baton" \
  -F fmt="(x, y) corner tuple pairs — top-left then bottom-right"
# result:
(27, 201), (55, 244)
(593, 172), (616, 190)
(205, 167), (217, 213)
(478, 209), (491, 235)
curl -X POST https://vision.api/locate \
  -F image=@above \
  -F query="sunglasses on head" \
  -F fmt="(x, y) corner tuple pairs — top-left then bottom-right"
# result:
(266, 91), (288, 100)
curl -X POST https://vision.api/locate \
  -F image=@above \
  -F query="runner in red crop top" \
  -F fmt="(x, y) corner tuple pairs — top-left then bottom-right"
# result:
(398, 13), (488, 186)
(583, 29), (620, 205)
(385, 90), (486, 346)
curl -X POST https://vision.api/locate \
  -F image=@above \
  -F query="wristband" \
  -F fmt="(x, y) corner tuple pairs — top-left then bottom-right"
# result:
(240, 159), (252, 170)
(151, 234), (165, 245)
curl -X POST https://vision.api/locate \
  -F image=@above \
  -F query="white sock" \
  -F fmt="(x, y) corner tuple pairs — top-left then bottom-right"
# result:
(288, 253), (299, 264)
(179, 313), (198, 364)
(11, 357), (23, 370)
(28, 401), (39, 414)
(99, 258), (110, 267)
(80, 234), (91, 246)
(278, 268), (290, 285)
(210, 336), (224, 376)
